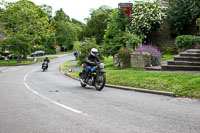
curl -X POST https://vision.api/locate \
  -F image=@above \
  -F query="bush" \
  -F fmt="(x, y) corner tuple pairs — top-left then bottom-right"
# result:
(125, 33), (142, 49)
(175, 35), (200, 49)
(129, 2), (166, 39)
(161, 46), (175, 54)
(116, 47), (132, 67)
(135, 45), (162, 66)
(77, 38), (103, 65)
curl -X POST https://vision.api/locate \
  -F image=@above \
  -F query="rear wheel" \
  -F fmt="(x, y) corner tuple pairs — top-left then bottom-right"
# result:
(95, 73), (106, 91)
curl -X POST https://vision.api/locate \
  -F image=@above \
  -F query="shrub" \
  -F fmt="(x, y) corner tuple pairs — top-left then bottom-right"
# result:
(175, 35), (200, 49)
(125, 32), (142, 49)
(116, 47), (132, 67)
(161, 46), (175, 54)
(135, 45), (162, 66)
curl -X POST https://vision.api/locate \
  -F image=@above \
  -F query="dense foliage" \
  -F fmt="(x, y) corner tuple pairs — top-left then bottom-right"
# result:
(103, 9), (141, 56)
(167, 0), (200, 35)
(129, 1), (166, 39)
(53, 8), (79, 51)
(0, 0), (49, 62)
(175, 35), (200, 49)
(81, 6), (112, 44)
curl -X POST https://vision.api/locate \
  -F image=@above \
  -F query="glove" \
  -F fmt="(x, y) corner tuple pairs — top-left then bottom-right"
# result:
(90, 62), (96, 66)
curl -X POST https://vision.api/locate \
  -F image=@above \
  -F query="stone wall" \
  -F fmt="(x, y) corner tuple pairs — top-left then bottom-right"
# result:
(130, 52), (151, 68)
(149, 20), (176, 48)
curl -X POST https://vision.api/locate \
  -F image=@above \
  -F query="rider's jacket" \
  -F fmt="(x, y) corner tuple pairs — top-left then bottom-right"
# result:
(43, 58), (50, 63)
(84, 54), (100, 67)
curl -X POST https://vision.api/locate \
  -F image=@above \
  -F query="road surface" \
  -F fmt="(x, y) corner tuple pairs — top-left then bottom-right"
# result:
(0, 53), (200, 133)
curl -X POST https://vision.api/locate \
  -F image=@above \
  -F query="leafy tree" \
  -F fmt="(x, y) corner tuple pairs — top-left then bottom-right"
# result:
(166, 0), (200, 35)
(71, 18), (85, 28)
(82, 6), (112, 44)
(55, 21), (76, 51)
(0, 0), (48, 63)
(54, 8), (82, 51)
(71, 18), (85, 41)
(54, 8), (70, 22)
(103, 9), (134, 56)
(49, 18), (56, 32)
(40, 4), (53, 23)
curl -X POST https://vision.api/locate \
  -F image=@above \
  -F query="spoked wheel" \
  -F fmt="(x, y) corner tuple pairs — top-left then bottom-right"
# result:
(80, 82), (86, 87)
(80, 72), (86, 87)
(95, 73), (106, 91)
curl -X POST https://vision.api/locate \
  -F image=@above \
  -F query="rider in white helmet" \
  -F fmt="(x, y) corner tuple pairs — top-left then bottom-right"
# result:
(83, 48), (100, 82)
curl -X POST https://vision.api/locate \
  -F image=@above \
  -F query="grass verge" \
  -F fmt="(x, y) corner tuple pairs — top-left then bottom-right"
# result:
(62, 56), (200, 99)
(0, 56), (57, 66)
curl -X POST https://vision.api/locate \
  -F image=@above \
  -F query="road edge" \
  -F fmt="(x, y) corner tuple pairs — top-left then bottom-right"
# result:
(59, 66), (175, 97)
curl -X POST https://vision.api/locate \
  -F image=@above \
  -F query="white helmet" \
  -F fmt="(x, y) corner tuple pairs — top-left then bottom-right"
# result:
(91, 48), (98, 56)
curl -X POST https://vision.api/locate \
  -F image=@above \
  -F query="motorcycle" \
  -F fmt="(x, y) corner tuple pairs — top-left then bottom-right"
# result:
(42, 61), (48, 72)
(79, 62), (106, 91)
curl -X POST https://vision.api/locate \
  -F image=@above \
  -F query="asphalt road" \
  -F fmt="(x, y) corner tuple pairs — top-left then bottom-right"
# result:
(0, 53), (200, 133)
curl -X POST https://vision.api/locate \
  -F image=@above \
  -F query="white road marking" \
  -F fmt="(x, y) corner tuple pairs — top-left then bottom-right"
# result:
(23, 69), (90, 117)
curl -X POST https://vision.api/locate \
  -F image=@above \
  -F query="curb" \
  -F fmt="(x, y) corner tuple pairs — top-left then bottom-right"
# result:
(59, 65), (175, 97)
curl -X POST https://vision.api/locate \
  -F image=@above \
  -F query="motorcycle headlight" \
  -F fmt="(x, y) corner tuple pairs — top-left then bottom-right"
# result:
(100, 63), (105, 69)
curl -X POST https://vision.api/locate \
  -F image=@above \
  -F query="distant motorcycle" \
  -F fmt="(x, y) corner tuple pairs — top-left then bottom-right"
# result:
(79, 62), (106, 91)
(42, 61), (48, 72)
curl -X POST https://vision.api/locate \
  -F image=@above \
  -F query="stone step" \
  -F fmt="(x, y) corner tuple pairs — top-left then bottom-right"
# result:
(186, 49), (200, 54)
(162, 65), (200, 71)
(167, 61), (200, 66)
(174, 56), (200, 62)
(180, 52), (200, 57)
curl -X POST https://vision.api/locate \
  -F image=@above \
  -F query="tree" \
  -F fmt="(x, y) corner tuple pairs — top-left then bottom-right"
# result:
(82, 6), (112, 44)
(0, 0), (48, 63)
(167, 0), (200, 35)
(54, 8), (80, 51)
(40, 4), (53, 23)
(55, 21), (76, 51)
(71, 18), (85, 41)
(54, 8), (70, 22)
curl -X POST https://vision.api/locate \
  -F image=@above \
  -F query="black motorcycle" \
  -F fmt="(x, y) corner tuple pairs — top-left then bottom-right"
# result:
(42, 61), (48, 72)
(79, 62), (106, 91)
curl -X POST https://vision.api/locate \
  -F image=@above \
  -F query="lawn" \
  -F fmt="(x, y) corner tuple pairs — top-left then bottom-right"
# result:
(162, 54), (177, 61)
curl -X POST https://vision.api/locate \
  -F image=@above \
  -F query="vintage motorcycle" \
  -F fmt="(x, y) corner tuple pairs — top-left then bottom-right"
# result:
(79, 62), (106, 91)
(42, 61), (48, 72)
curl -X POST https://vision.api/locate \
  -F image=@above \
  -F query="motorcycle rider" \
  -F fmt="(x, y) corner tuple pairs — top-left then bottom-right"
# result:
(42, 56), (50, 69)
(82, 48), (100, 83)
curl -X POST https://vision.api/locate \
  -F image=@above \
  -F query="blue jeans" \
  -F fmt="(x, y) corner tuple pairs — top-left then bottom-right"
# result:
(85, 66), (96, 75)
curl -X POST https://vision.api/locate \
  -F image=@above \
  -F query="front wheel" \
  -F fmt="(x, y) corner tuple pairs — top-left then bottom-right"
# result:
(95, 73), (106, 91)
(80, 72), (86, 87)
